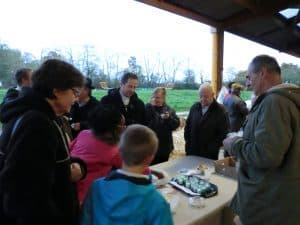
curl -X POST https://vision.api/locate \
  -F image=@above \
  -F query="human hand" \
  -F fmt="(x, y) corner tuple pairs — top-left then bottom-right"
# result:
(223, 136), (240, 153)
(70, 162), (83, 182)
(161, 111), (170, 119)
(71, 122), (80, 131)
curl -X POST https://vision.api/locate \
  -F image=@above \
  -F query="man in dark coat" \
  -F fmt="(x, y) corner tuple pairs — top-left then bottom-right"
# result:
(100, 72), (145, 125)
(223, 82), (249, 132)
(69, 77), (99, 138)
(184, 83), (229, 160)
(0, 59), (86, 225)
(1, 68), (32, 105)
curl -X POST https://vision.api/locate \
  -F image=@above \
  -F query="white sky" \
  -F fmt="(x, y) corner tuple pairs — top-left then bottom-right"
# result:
(0, 0), (299, 80)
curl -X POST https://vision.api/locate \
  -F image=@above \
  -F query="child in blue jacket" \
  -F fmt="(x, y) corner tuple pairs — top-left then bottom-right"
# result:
(81, 124), (173, 225)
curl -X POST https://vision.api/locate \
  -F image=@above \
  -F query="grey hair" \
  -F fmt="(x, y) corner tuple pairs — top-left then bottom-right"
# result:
(198, 82), (213, 93)
(248, 55), (281, 75)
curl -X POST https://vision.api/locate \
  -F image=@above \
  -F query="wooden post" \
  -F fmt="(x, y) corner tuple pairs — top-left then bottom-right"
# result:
(211, 27), (224, 97)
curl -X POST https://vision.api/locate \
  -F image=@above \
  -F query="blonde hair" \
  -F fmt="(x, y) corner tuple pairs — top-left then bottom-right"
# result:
(151, 87), (166, 98)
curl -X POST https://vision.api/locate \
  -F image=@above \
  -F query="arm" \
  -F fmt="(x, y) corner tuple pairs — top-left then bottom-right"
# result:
(208, 107), (229, 151)
(147, 194), (174, 225)
(2, 112), (61, 224)
(145, 104), (160, 129)
(236, 100), (249, 116)
(164, 106), (180, 131)
(227, 96), (292, 169)
(184, 106), (193, 152)
(80, 184), (95, 225)
(70, 156), (87, 181)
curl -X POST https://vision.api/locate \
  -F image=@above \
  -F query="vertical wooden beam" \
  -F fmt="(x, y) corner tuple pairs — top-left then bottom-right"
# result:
(211, 27), (224, 97)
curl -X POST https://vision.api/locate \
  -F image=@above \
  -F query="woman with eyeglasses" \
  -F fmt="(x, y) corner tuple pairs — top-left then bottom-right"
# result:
(0, 59), (86, 225)
(70, 103), (125, 205)
(145, 87), (180, 165)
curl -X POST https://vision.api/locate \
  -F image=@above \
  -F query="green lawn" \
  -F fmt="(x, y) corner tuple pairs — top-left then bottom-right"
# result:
(0, 88), (252, 112)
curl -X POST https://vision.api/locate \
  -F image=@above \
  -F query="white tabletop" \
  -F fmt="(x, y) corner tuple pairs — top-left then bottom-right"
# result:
(151, 156), (237, 225)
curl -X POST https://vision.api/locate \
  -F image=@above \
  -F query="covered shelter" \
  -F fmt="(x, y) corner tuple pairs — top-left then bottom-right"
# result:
(136, 0), (300, 94)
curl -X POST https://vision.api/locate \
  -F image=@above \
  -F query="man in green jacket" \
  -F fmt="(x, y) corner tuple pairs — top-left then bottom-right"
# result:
(223, 55), (300, 225)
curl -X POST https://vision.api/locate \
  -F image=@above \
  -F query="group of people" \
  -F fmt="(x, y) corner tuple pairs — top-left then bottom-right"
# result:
(0, 54), (299, 225)
(0, 59), (177, 225)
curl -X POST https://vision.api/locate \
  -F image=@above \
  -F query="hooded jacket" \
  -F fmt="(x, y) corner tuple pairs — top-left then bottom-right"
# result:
(0, 88), (81, 225)
(0, 88), (20, 106)
(100, 88), (145, 125)
(81, 170), (173, 225)
(223, 93), (249, 132)
(227, 84), (300, 225)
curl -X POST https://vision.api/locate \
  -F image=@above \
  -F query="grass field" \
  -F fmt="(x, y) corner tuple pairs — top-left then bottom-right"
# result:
(0, 88), (252, 112)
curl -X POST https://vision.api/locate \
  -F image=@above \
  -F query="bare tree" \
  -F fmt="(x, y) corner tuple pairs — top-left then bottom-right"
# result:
(102, 52), (121, 83)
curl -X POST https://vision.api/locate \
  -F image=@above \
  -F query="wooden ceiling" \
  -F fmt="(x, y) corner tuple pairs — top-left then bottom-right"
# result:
(136, 0), (300, 58)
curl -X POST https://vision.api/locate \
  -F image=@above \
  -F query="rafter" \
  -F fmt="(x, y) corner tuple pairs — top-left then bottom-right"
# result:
(222, 10), (255, 29)
(233, 0), (291, 15)
(136, 0), (221, 28)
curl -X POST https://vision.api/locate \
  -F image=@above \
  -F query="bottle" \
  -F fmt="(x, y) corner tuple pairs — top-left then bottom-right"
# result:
(218, 148), (225, 160)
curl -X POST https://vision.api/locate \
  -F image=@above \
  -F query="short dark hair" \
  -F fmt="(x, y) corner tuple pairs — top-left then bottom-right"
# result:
(119, 124), (158, 166)
(88, 103), (123, 144)
(32, 59), (84, 99)
(249, 55), (281, 75)
(121, 72), (138, 85)
(15, 68), (32, 86)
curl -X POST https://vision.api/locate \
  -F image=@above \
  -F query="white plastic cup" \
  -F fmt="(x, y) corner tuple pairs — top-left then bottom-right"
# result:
(188, 196), (205, 208)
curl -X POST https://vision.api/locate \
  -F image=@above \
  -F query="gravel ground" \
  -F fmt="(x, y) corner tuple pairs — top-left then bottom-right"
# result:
(170, 127), (186, 160)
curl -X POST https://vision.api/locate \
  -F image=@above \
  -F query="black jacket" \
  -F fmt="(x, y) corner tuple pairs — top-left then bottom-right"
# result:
(184, 100), (229, 160)
(69, 96), (99, 138)
(0, 89), (83, 225)
(1, 88), (19, 106)
(100, 88), (145, 125)
(223, 94), (249, 132)
(145, 103), (180, 164)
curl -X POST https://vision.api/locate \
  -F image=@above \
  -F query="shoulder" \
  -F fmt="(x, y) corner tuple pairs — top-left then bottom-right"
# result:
(21, 110), (52, 126)
(145, 103), (153, 109)
(214, 101), (226, 112)
(77, 129), (93, 138)
(190, 102), (201, 111)
(90, 96), (99, 104)
(131, 93), (144, 104)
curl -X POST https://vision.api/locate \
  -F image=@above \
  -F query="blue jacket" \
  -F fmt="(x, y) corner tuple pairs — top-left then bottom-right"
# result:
(81, 170), (173, 225)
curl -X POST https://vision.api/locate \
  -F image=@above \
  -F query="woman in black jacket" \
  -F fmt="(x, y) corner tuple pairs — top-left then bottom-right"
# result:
(145, 87), (180, 165)
(0, 59), (86, 225)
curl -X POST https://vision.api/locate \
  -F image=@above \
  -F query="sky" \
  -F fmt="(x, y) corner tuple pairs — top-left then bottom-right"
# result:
(0, 0), (299, 81)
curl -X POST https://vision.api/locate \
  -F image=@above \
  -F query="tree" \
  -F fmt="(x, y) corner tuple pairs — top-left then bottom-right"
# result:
(281, 63), (300, 86)
(0, 43), (33, 87)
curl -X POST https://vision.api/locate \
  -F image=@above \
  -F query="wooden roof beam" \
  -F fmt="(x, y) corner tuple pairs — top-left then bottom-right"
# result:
(222, 10), (255, 29)
(233, 0), (291, 15)
(136, 0), (221, 28)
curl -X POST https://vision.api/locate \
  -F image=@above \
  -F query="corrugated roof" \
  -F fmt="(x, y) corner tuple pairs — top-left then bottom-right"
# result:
(137, 0), (300, 58)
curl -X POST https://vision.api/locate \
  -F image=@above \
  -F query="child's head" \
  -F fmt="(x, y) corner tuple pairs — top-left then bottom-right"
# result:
(119, 124), (158, 167)
(88, 103), (125, 144)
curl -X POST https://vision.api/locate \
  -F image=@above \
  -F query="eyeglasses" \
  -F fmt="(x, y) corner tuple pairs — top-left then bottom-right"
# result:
(71, 88), (81, 97)
(118, 124), (127, 129)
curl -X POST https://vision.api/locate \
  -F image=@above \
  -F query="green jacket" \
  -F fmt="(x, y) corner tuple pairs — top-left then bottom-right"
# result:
(227, 84), (300, 225)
